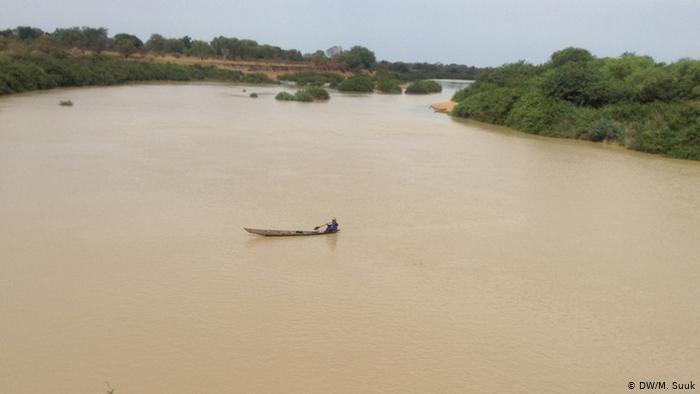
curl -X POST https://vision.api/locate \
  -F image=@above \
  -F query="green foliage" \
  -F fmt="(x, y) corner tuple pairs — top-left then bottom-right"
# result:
(308, 50), (328, 65)
(548, 47), (594, 67)
(293, 90), (314, 102)
(336, 75), (374, 92)
(15, 26), (45, 40)
(338, 46), (376, 70)
(376, 61), (482, 81)
(302, 86), (330, 100)
(52, 27), (108, 53)
(145, 34), (167, 53)
(453, 87), (521, 124)
(187, 40), (213, 58)
(375, 77), (401, 94)
(275, 91), (295, 101)
(210, 36), (302, 61)
(405, 80), (442, 94)
(241, 72), (275, 84)
(113, 33), (143, 57)
(0, 54), (276, 96)
(627, 66), (678, 102)
(274, 87), (329, 102)
(540, 61), (629, 107)
(451, 48), (700, 160)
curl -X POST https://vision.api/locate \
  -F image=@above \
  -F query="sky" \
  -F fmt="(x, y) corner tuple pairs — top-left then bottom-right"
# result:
(1, 0), (699, 66)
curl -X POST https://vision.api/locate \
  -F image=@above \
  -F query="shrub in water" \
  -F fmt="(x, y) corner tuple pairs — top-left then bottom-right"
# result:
(405, 80), (442, 94)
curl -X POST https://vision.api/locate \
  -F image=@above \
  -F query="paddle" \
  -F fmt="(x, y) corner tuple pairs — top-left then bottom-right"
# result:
(313, 223), (328, 231)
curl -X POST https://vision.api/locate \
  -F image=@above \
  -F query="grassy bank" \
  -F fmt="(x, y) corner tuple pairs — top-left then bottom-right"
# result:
(0, 54), (276, 95)
(451, 48), (700, 160)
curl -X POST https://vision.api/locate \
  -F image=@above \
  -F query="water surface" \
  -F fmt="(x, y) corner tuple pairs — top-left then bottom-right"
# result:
(1, 83), (699, 393)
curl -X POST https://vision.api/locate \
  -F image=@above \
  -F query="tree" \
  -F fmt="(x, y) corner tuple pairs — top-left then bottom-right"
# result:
(82, 27), (108, 53)
(52, 27), (107, 52)
(146, 34), (167, 53)
(628, 67), (678, 103)
(339, 46), (376, 70)
(337, 75), (374, 92)
(309, 50), (328, 65)
(187, 40), (213, 59)
(549, 47), (594, 67)
(285, 49), (303, 61)
(181, 35), (192, 49)
(114, 33), (143, 57)
(15, 26), (44, 40)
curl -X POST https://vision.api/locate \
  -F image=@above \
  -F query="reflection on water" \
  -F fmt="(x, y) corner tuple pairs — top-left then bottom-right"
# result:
(0, 83), (699, 394)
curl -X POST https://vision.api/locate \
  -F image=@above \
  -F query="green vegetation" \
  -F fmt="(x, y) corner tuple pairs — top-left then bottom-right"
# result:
(275, 86), (330, 102)
(0, 26), (284, 95)
(241, 72), (275, 84)
(52, 26), (108, 53)
(113, 33), (143, 57)
(275, 91), (296, 101)
(375, 75), (402, 94)
(405, 80), (442, 94)
(451, 48), (700, 160)
(336, 46), (376, 70)
(277, 72), (345, 87)
(210, 36), (303, 61)
(0, 25), (487, 97)
(0, 54), (271, 95)
(336, 75), (374, 92)
(303, 86), (330, 100)
(376, 61), (482, 81)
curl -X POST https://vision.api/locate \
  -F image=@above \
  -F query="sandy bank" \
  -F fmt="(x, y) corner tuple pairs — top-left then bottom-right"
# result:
(430, 101), (457, 113)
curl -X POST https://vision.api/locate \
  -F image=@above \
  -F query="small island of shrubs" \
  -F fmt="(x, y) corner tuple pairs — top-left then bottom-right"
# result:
(405, 80), (442, 94)
(336, 75), (374, 92)
(375, 76), (402, 94)
(275, 86), (330, 102)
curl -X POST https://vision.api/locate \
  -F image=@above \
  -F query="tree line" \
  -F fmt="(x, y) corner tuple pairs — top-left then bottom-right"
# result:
(0, 26), (485, 78)
(451, 48), (700, 160)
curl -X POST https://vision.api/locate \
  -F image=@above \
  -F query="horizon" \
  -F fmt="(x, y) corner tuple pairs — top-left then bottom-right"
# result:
(1, 0), (699, 67)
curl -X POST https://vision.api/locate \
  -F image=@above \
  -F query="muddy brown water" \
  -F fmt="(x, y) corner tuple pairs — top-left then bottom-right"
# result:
(1, 83), (699, 393)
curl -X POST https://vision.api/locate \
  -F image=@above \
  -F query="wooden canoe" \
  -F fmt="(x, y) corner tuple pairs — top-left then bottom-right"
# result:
(244, 227), (338, 236)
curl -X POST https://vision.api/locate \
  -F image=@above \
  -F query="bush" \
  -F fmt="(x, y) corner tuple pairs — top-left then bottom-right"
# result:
(450, 48), (700, 160)
(375, 77), (401, 94)
(275, 91), (295, 101)
(503, 92), (572, 134)
(274, 87), (329, 102)
(293, 90), (314, 102)
(302, 86), (330, 100)
(0, 54), (279, 96)
(405, 80), (442, 94)
(336, 75), (374, 92)
(451, 87), (522, 124)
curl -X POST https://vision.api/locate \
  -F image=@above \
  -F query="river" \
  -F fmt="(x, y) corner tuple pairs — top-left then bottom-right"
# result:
(1, 82), (699, 393)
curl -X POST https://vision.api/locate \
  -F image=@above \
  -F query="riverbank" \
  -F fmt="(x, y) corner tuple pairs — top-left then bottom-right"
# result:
(450, 48), (700, 161)
(123, 52), (346, 79)
(0, 54), (278, 96)
(430, 101), (457, 113)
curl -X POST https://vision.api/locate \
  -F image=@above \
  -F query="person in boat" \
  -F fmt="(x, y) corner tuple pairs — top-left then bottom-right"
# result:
(325, 218), (339, 233)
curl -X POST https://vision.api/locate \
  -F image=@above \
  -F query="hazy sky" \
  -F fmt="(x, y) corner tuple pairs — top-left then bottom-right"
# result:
(1, 0), (699, 66)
